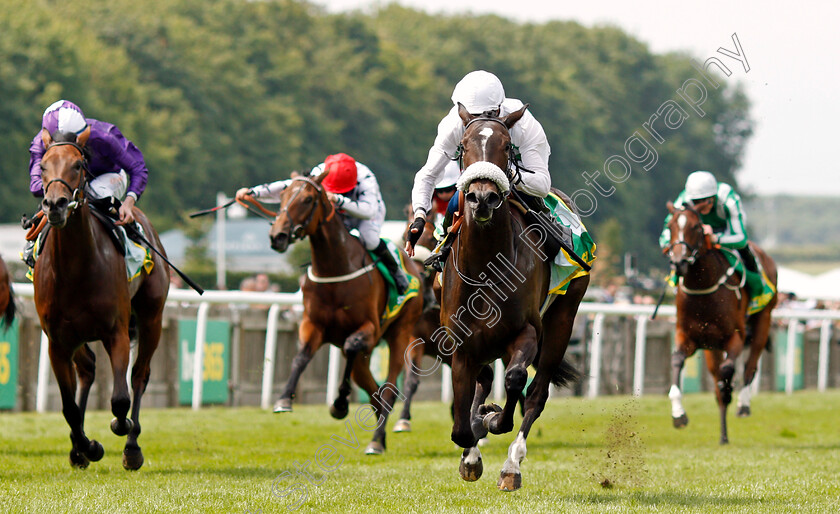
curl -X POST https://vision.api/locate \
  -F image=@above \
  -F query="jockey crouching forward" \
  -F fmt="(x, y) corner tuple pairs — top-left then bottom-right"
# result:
(405, 70), (564, 270)
(660, 170), (763, 297)
(236, 153), (411, 295)
(23, 100), (149, 267)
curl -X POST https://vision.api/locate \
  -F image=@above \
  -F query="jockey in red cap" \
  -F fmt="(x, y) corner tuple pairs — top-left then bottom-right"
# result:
(237, 153), (411, 294)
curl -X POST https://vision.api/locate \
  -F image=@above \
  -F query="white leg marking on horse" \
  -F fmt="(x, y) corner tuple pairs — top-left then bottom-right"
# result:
(669, 384), (686, 417)
(501, 432), (527, 474)
(737, 384), (752, 408)
(463, 446), (482, 465)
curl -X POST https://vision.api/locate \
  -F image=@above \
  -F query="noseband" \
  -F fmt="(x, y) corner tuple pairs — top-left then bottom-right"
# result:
(42, 141), (89, 213)
(277, 176), (335, 242)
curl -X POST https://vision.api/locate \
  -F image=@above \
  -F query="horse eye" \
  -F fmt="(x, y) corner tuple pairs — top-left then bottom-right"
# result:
(74, 161), (83, 172)
(465, 192), (478, 204)
(302, 196), (313, 204)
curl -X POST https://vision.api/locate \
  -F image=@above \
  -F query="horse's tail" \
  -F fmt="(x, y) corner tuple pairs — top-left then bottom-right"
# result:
(1, 280), (15, 330)
(551, 360), (582, 388)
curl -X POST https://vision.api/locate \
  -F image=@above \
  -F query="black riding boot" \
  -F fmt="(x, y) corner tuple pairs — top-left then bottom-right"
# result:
(738, 245), (763, 297)
(517, 192), (569, 263)
(423, 211), (454, 273)
(738, 246), (759, 272)
(373, 240), (410, 295)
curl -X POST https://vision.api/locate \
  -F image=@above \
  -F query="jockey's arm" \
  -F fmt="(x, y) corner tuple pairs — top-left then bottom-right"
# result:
(246, 179), (293, 203)
(410, 114), (463, 220)
(716, 192), (749, 248)
(28, 133), (45, 197)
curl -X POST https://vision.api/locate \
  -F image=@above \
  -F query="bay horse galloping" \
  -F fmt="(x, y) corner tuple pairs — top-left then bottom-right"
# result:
(664, 202), (777, 444)
(0, 256), (15, 329)
(443, 104), (589, 490)
(35, 129), (169, 469)
(268, 171), (423, 455)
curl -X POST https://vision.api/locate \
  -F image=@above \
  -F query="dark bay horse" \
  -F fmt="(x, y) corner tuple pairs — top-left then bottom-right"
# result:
(268, 172), (423, 455)
(442, 104), (589, 490)
(664, 202), (777, 444)
(0, 256), (15, 329)
(35, 129), (169, 469)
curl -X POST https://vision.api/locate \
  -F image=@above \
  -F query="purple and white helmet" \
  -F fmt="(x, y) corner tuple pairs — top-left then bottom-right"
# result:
(41, 100), (88, 137)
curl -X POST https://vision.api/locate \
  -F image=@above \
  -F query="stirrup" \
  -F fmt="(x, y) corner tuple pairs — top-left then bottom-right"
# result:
(424, 245), (451, 273)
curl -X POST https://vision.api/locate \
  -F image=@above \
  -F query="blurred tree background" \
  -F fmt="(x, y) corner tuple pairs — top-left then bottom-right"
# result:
(0, 0), (753, 280)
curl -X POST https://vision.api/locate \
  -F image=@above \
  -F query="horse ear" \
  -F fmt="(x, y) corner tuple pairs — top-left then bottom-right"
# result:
(457, 102), (474, 125)
(666, 201), (677, 214)
(76, 125), (91, 147)
(315, 168), (330, 184)
(41, 128), (53, 148)
(503, 103), (528, 129)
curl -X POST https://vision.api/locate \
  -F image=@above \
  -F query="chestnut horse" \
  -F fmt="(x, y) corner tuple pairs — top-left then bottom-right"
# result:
(35, 131), (169, 469)
(0, 256), (15, 329)
(268, 171), (423, 454)
(664, 202), (777, 444)
(442, 104), (589, 490)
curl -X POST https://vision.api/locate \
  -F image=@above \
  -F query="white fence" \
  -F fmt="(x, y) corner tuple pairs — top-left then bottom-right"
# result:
(11, 283), (839, 412)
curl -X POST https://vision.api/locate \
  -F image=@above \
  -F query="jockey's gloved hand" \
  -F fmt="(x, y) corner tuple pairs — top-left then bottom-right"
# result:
(406, 217), (426, 247)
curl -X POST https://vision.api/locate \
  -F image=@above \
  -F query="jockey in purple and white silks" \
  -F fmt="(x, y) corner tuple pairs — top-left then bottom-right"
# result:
(22, 100), (150, 268)
(29, 100), (149, 225)
(236, 153), (410, 294)
(404, 70), (554, 269)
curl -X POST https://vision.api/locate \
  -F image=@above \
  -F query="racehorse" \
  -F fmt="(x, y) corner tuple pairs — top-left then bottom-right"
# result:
(664, 202), (777, 444)
(0, 255), (15, 329)
(267, 171), (423, 454)
(442, 104), (589, 490)
(34, 129), (169, 469)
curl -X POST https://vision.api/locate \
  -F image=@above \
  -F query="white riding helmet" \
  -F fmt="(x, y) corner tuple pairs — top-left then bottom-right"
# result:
(451, 70), (505, 114)
(435, 160), (460, 189)
(685, 171), (718, 200)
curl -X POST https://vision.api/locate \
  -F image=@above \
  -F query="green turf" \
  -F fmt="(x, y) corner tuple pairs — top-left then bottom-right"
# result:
(2, 391), (839, 513)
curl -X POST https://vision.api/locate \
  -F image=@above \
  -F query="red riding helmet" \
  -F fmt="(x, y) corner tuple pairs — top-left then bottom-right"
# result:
(322, 153), (358, 194)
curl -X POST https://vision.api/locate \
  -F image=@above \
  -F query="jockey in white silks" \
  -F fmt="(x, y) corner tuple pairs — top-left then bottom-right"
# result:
(404, 70), (557, 270)
(236, 153), (410, 294)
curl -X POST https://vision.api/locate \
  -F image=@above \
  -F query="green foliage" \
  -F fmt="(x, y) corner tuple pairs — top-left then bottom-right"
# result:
(0, 0), (752, 271)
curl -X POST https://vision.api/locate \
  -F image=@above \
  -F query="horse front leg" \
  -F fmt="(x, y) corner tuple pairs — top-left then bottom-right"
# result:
(483, 325), (538, 436)
(738, 309), (773, 417)
(670, 328), (693, 428)
(393, 340), (424, 433)
(704, 349), (730, 445)
(330, 321), (376, 420)
(451, 350), (484, 482)
(103, 329), (134, 438)
(120, 310), (163, 470)
(50, 342), (103, 468)
(275, 318), (323, 413)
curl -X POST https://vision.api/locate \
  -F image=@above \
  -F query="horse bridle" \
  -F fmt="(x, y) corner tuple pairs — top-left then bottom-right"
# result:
(455, 115), (535, 187)
(665, 205), (706, 268)
(277, 176), (335, 242)
(42, 141), (90, 214)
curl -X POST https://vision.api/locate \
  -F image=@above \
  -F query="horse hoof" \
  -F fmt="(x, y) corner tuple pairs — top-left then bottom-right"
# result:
(497, 471), (522, 491)
(86, 440), (104, 462)
(720, 437), (729, 445)
(459, 456), (483, 482)
(111, 417), (134, 437)
(484, 412), (511, 435)
(365, 441), (385, 455)
(393, 419), (411, 433)
(737, 405), (751, 417)
(122, 447), (145, 470)
(69, 448), (90, 469)
(672, 414), (689, 428)
(477, 403), (503, 416)
(329, 402), (349, 420)
(273, 398), (293, 413)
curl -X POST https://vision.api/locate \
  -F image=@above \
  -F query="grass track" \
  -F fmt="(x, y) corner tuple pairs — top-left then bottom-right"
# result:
(2, 391), (839, 513)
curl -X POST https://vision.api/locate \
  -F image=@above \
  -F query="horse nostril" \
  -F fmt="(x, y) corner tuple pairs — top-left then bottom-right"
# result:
(55, 197), (69, 209)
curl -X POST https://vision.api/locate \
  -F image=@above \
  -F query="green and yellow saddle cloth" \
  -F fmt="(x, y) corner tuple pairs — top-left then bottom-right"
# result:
(26, 220), (154, 283)
(369, 238), (420, 323)
(433, 191), (596, 297)
(667, 246), (775, 315)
